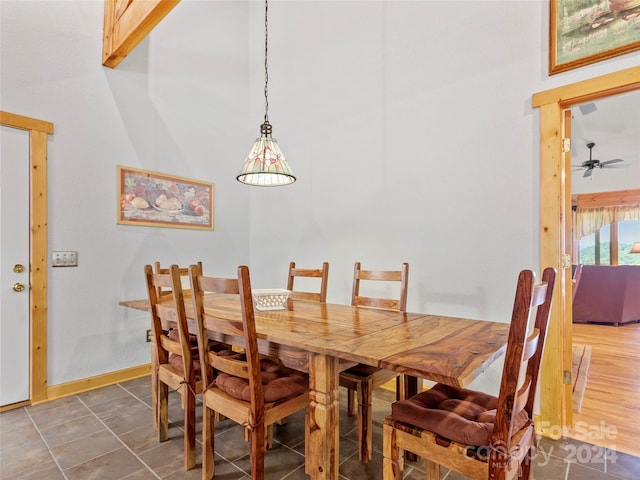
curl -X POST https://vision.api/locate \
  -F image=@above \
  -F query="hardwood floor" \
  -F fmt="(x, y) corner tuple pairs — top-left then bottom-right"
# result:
(569, 321), (640, 458)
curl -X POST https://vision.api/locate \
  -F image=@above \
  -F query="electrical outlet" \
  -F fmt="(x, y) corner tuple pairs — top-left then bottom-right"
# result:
(146, 329), (152, 342)
(51, 251), (78, 267)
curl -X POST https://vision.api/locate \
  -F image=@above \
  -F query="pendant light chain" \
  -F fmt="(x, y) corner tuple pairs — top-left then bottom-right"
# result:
(263, 0), (270, 126)
(236, 0), (295, 186)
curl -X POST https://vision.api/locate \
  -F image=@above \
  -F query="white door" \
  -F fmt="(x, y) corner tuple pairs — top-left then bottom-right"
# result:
(0, 125), (31, 406)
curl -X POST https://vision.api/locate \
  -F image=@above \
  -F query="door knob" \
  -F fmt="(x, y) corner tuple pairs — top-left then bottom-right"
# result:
(13, 264), (25, 273)
(13, 282), (25, 292)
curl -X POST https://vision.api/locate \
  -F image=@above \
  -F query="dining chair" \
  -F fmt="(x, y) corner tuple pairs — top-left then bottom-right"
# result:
(339, 261), (410, 463)
(144, 263), (204, 470)
(190, 265), (310, 480)
(148, 262), (203, 432)
(382, 267), (556, 480)
(287, 261), (329, 302)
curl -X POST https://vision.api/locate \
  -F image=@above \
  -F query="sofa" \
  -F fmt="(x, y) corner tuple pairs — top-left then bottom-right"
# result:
(573, 265), (640, 326)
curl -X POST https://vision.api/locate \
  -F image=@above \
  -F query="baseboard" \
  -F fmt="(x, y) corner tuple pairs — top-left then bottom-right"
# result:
(0, 400), (31, 413)
(36, 364), (151, 405)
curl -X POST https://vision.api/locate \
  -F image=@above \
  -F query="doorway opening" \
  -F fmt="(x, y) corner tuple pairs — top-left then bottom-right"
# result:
(532, 65), (640, 448)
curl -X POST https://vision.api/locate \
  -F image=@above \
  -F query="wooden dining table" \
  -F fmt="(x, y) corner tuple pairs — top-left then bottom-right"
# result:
(120, 294), (509, 480)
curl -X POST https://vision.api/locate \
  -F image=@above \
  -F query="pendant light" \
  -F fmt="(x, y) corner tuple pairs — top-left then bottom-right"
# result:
(237, 0), (295, 186)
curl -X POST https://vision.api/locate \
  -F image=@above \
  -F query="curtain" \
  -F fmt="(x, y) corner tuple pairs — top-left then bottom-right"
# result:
(575, 205), (640, 239)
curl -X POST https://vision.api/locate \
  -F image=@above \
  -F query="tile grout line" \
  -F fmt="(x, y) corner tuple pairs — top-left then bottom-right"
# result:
(24, 406), (70, 480)
(77, 391), (162, 479)
(119, 382), (254, 477)
(119, 381), (313, 478)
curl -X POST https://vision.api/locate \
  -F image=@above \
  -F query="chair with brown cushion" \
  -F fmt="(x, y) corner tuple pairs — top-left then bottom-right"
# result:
(148, 262), (204, 433)
(287, 261), (329, 302)
(382, 267), (556, 480)
(190, 265), (310, 480)
(339, 261), (410, 463)
(144, 263), (206, 470)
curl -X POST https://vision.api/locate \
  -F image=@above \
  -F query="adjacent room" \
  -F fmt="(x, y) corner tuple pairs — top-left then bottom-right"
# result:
(568, 92), (640, 458)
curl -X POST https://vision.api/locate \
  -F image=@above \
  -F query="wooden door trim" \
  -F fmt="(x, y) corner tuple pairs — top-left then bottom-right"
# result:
(0, 111), (52, 404)
(532, 65), (640, 437)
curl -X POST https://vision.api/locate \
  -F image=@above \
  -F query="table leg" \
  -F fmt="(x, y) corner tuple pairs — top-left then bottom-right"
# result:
(305, 353), (340, 480)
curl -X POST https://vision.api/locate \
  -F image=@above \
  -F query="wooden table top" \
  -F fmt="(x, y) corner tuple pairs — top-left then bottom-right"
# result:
(120, 294), (509, 389)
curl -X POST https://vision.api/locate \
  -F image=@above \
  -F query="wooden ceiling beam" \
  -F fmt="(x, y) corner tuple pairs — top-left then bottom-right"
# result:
(103, 0), (180, 68)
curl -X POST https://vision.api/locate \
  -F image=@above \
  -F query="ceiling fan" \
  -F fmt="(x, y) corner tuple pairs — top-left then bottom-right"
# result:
(573, 142), (624, 178)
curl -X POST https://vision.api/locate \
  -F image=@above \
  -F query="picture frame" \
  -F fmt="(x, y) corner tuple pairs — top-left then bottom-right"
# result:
(549, 0), (640, 75)
(118, 165), (214, 230)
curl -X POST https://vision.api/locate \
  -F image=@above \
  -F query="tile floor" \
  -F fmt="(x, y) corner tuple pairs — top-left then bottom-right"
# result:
(1, 376), (639, 479)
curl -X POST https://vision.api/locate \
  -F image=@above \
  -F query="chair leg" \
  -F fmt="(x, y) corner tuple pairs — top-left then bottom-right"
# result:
(357, 379), (373, 463)
(382, 423), (403, 480)
(158, 382), (169, 442)
(246, 425), (274, 449)
(425, 459), (439, 480)
(519, 451), (533, 480)
(249, 423), (266, 480)
(266, 424), (274, 450)
(202, 405), (215, 480)
(183, 387), (196, 470)
(214, 411), (225, 421)
(151, 342), (159, 431)
(347, 388), (356, 416)
(398, 374), (419, 400)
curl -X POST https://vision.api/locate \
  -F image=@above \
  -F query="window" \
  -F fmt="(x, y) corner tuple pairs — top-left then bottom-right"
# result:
(578, 220), (640, 265)
(572, 189), (640, 266)
(619, 221), (640, 265)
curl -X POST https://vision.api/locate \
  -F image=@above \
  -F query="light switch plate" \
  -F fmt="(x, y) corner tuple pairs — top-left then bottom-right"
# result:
(51, 251), (78, 267)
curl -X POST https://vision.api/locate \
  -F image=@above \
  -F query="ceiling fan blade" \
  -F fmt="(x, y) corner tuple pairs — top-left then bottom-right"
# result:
(600, 158), (624, 166)
(583, 168), (593, 178)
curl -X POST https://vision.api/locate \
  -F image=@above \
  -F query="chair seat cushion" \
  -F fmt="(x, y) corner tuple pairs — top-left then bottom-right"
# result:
(216, 358), (309, 403)
(391, 383), (529, 446)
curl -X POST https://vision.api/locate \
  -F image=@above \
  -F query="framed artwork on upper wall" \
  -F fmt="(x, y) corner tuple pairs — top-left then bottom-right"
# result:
(549, 0), (640, 75)
(118, 166), (214, 230)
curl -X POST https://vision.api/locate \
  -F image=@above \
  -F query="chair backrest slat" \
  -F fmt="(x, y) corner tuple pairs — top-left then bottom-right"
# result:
(522, 330), (540, 361)
(154, 261), (202, 298)
(351, 262), (409, 312)
(287, 261), (329, 302)
(514, 376), (532, 413)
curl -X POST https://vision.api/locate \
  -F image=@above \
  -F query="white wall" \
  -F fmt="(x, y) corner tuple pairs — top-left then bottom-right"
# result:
(1, 0), (638, 391)
(1, 0), (252, 385)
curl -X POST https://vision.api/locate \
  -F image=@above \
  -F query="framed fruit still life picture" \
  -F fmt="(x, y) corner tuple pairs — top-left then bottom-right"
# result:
(118, 166), (214, 230)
